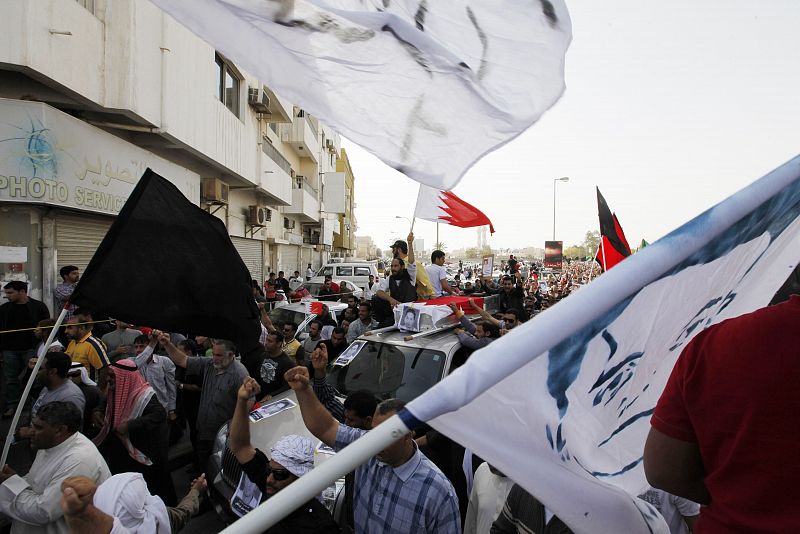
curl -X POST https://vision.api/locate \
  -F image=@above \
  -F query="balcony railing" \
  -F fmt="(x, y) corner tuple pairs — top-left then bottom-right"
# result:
(262, 140), (292, 176)
(296, 110), (319, 141)
(294, 178), (318, 198)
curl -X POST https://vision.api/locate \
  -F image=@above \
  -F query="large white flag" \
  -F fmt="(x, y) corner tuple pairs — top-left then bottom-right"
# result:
(150, 0), (571, 190)
(400, 156), (800, 533)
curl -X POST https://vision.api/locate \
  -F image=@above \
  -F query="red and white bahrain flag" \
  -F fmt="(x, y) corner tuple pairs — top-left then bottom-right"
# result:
(414, 185), (495, 233)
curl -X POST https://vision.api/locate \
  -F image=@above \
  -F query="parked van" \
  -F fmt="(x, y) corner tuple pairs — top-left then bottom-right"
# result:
(312, 261), (380, 290)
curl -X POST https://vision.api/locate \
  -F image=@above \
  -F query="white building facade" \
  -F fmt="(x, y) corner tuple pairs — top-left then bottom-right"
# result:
(0, 0), (354, 308)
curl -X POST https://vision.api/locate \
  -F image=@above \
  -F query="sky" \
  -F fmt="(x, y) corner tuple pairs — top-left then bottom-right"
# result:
(345, 0), (800, 254)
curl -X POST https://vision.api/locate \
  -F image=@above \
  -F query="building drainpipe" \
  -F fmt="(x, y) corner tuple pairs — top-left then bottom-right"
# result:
(41, 214), (56, 312)
(160, 13), (170, 133)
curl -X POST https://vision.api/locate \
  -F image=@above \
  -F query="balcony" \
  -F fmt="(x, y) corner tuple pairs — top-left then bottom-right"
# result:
(280, 111), (319, 163)
(283, 179), (319, 222)
(260, 140), (292, 205)
(262, 86), (293, 124)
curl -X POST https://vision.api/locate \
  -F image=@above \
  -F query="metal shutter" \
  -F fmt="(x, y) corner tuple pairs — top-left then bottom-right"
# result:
(279, 245), (301, 275)
(230, 237), (264, 284)
(302, 247), (314, 273)
(55, 213), (114, 272)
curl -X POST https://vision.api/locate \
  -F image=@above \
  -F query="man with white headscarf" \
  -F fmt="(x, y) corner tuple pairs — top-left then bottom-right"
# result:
(58, 472), (206, 534)
(228, 376), (339, 533)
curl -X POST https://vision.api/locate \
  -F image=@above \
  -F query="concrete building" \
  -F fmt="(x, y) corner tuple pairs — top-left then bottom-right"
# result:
(331, 148), (357, 259)
(355, 236), (379, 260)
(0, 0), (355, 308)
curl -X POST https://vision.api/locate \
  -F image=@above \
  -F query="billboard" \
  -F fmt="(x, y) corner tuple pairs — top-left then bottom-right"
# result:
(544, 241), (563, 269)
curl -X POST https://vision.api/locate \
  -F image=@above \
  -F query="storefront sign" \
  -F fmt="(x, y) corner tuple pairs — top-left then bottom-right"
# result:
(0, 246), (27, 263)
(0, 98), (199, 214)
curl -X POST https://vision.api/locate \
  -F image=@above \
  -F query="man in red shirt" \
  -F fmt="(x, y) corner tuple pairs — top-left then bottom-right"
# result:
(263, 273), (278, 302)
(644, 296), (800, 533)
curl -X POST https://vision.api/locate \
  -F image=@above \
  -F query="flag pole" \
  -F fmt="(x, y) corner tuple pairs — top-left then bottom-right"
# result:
(600, 239), (607, 273)
(1, 306), (69, 467)
(590, 244), (600, 281)
(220, 413), (411, 534)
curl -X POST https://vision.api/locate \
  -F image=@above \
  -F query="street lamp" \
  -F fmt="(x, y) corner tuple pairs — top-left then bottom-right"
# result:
(553, 177), (570, 240)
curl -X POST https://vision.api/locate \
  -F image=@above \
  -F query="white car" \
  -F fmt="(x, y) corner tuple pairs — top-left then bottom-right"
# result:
(313, 261), (381, 289)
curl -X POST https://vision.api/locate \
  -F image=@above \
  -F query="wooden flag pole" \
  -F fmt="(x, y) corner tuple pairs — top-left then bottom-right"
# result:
(1, 306), (69, 467)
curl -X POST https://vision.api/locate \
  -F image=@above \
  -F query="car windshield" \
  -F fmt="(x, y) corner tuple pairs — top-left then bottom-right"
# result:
(267, 307), (306, 328)
(326, 341), (446, 403)
(304, 282), (342, 302)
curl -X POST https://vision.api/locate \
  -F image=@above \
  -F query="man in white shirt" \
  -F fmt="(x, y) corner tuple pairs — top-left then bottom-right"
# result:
(0, 401), (110, 534)
(425, 250), (460, 297)
(464, 462), (514, 534)
(363, 274), (378, 301)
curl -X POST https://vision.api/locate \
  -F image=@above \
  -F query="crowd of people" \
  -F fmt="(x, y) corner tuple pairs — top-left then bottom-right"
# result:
(2, 235), (775, 534)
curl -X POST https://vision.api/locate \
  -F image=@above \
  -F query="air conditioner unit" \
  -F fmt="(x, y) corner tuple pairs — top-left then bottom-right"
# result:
(283, 217), (296, 230)
(248, 86), (270, 113)
(247, 205), (270, 226)
(201, 178), (229, 204)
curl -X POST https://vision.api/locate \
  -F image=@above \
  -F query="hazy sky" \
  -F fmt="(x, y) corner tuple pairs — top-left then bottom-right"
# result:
(345, 0), (800, 254)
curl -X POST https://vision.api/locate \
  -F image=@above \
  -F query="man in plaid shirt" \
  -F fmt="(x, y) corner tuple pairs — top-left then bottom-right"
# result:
(286, 358), (461, 533)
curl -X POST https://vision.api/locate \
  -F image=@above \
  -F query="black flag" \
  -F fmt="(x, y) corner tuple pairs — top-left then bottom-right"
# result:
(70, 169), (262, 356)
(595, 187), (632, 271)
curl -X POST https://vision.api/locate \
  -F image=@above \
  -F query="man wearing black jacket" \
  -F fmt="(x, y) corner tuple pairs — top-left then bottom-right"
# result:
(0, 281), (50, 417)
(497, 274), (528, 321)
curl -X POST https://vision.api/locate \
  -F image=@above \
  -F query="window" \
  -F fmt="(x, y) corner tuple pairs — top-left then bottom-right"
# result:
(215, 54), (240, 117)
(321, 266), (334, 277)
(336, 266), (353, 276)
(327, 342), (446, 402)
(354, 267), (371, 276)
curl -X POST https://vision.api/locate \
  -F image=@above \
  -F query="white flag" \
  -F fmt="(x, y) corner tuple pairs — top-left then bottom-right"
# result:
(150, 0), (571, 190)
(401, 155), (800, 533)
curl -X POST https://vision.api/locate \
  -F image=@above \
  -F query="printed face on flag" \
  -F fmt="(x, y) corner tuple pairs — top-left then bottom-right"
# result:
(410, 158), (800, 533)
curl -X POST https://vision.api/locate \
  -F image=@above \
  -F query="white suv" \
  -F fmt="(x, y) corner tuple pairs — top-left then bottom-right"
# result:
(312, 262), (380, 290)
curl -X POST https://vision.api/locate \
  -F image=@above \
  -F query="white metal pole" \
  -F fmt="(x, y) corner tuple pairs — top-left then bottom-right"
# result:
(601, 239), (607, 273)
(1, 307), (69, 466)
(220, 413), (411, 534)
(552, 178), (557, 241)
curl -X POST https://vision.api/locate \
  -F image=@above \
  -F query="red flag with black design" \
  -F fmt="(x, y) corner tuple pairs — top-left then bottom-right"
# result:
(595, 188), (632, 271)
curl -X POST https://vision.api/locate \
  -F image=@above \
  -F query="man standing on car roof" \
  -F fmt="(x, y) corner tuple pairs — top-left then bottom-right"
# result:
(228, 376), (339, 533)
(389, 232), (435, 300)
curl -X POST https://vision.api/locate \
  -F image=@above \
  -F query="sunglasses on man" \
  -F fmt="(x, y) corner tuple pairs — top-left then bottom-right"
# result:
(267, 467), (293, 481)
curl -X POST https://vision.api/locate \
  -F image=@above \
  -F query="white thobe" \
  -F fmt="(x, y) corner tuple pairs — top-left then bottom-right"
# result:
(463, 462), (515, 534)
(0, 432), (111, 534)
